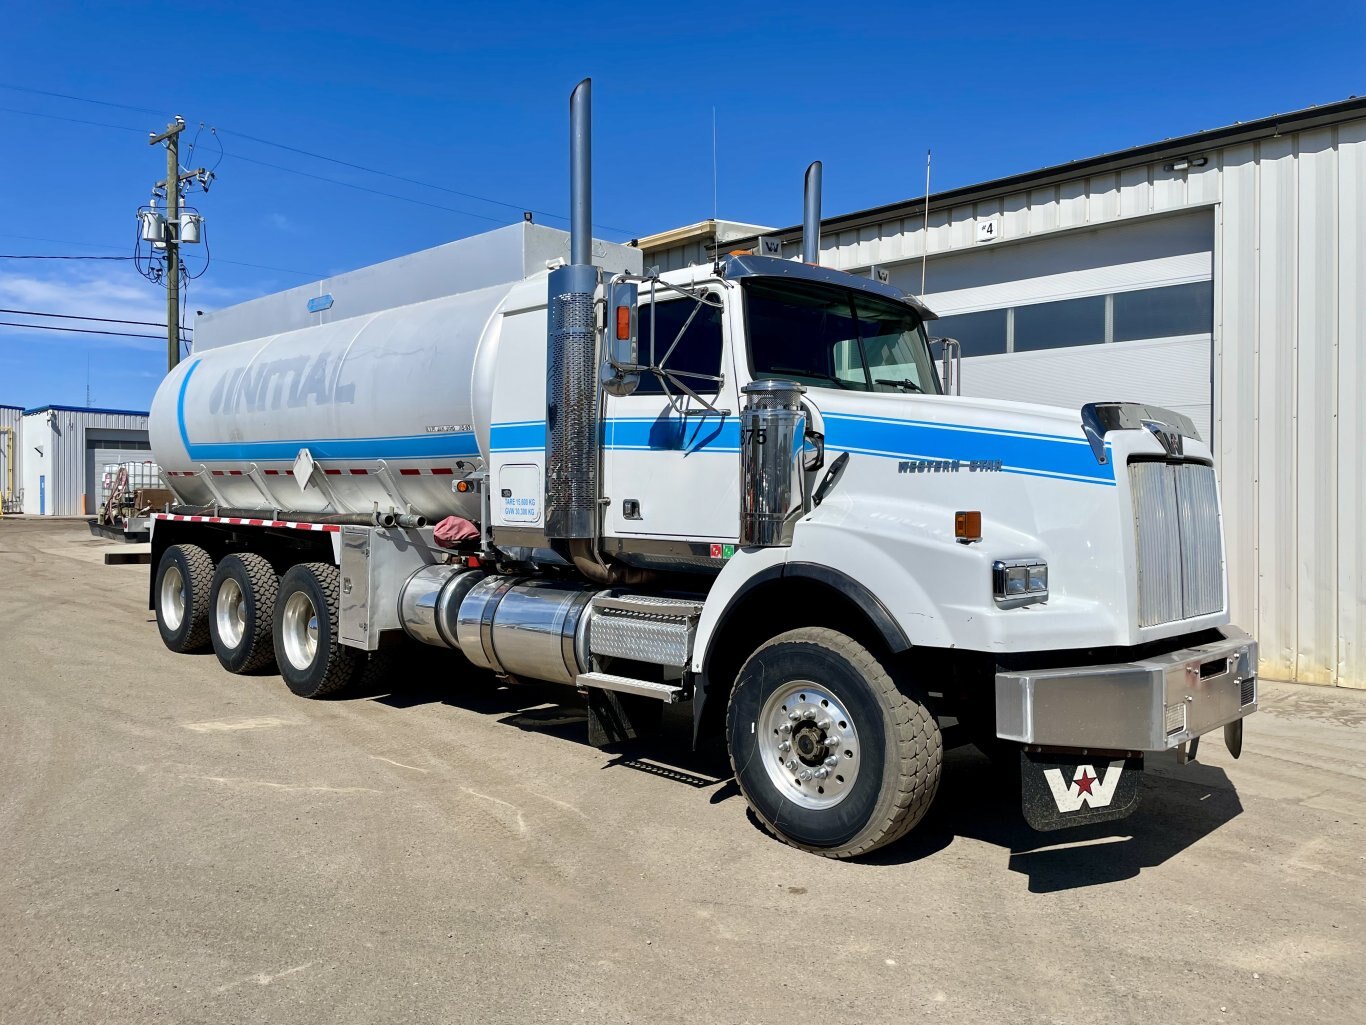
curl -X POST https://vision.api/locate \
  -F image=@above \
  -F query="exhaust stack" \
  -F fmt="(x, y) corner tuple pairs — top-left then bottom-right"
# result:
(802, 160), (822, 264)
(544, 78), (600, 541)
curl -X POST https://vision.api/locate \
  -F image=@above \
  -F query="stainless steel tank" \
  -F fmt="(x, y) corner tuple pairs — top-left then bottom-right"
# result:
(148, 283), (515, 520)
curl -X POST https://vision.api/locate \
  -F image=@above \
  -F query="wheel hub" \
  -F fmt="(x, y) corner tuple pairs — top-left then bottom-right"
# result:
(758, 681), (861, 810)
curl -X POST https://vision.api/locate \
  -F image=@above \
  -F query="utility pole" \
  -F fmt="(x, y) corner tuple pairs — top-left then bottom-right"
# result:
(148, 119), (185, 372)
(147, 118), (209, 372)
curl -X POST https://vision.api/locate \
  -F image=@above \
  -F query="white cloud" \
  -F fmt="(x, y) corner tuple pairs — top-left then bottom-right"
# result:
(0, 263), (254, 353)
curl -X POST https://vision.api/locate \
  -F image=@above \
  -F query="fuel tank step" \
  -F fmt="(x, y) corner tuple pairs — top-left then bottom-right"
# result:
(576, 672), (684, 704)
(588, 593), (703, 667)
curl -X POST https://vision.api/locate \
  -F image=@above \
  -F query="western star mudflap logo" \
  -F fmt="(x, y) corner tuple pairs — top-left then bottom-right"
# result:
(1019, 752), (1143, 831)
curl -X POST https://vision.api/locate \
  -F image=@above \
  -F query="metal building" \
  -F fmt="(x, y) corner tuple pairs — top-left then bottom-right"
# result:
(19, 405), (151, 516)
(641, 97), (1366, 689)
(0, 404), (21, 514)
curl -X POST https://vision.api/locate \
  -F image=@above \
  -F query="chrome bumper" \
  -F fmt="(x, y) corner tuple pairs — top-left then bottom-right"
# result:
(995, 626), (1258, 752)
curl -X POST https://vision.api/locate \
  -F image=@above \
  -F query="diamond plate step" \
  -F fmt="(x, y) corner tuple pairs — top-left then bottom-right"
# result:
(576, 672), (684, 703)
(588, 592), (703, 667)
(591, 594), (705, 619)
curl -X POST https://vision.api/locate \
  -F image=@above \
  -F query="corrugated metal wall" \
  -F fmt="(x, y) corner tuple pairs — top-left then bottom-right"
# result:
(19, 409), (150, 516)
(0, 405), (21, 512)
(645, 114), (1366, 688)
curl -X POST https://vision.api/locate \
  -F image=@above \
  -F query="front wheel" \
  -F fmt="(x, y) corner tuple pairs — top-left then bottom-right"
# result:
(726, 627), (942, 858)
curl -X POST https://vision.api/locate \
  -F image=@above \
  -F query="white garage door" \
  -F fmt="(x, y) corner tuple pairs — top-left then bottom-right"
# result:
(91, 443), (153, 510)
(911, 212), (1215, 443)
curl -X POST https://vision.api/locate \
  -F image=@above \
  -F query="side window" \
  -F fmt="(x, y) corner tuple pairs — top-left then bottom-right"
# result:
(635, 297), (725, 395)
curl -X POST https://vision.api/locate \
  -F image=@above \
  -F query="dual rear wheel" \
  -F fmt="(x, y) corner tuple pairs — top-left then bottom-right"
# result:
(153, 546), (361, 697)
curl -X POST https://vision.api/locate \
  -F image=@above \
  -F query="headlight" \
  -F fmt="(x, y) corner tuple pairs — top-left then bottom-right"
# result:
(993, 559), (1048, 607)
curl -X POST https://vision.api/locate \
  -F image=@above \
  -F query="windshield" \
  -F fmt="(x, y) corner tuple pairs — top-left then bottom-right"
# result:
(743, 279), (939, 394)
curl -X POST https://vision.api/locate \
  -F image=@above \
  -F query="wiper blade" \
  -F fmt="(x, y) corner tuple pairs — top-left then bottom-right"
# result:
(875, 377), (924, 393)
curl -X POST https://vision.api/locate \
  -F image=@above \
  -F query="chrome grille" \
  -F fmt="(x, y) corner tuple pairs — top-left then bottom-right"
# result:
(1129, 461), (1225, 627)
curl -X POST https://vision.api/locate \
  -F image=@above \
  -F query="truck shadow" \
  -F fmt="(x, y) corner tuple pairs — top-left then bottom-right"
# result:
(358, 666), (1243, 890)
(854, 747), (1245, 892)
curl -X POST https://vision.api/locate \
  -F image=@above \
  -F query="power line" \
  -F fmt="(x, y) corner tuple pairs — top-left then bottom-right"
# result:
(0, 254), (133, 261)
(0, 83), (162, 116)
(0, 308), (187, 330)
(219, 128), (638, 236)
(0, 104), (143, 134)
(0, 82), (641, 238)
(226, 151), (511, 226)
(0, 233), (321, 279)
(0, 320), (163, 341)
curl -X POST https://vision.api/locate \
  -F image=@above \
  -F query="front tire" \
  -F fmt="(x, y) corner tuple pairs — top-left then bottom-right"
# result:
(209, 553), (279, 674)
(726, 627), (942, 858)
(154, 543), (214, 653)
(272, 562), (359, 698)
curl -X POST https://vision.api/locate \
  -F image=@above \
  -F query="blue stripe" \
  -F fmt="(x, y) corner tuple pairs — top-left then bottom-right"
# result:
(184, 434), (482, 462)
(489, 421), (546, 451)
(822, 413), (1114, 485)
(491, 418), (739, 454)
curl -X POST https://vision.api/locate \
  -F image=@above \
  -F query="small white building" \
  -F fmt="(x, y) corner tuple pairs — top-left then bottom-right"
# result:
(641, 97), (1366, 689)
(18, 405), (151, 516)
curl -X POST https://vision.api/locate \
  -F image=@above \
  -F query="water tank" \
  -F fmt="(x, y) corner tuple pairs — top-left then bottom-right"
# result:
(148, 281), (518, 520)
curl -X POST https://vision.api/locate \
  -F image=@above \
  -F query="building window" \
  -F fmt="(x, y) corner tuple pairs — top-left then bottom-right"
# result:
(1012, 295), (1107, 352)
(1112, 281), (1213, 342)
(931, 308), (1008, 356)
(635, 296), (725, 395)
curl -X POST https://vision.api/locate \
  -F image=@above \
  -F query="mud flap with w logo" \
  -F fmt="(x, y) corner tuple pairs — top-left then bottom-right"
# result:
(1020, 751), (1143, 831)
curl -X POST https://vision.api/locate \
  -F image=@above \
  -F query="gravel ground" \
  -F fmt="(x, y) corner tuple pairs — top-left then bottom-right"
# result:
(1, 517), (1363, 1024)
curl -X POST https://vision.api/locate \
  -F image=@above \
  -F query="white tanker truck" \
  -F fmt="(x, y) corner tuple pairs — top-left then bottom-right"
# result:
(145, 80), (1257, 857)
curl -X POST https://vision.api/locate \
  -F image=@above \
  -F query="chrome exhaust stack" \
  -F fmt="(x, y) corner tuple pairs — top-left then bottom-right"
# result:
(802, 160), (822, 265)
(544, 77), (600, 541)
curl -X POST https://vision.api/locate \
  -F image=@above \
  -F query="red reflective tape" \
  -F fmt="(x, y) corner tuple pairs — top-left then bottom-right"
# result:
(324, 469), (342, 475)
(431, 467), (453, 475)
(349, 469), (368, 475)
(264, 469), (279, 475)
(211, 471), (225, 476)
(228, 470), (243, 476)
(399, 468), (420, 476)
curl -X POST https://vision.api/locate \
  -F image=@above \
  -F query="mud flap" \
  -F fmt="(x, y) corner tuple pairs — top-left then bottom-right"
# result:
(1020, 751), (1143, 831)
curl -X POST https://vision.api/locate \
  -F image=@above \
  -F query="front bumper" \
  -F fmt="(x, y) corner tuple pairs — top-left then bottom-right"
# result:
(995, 626), (1258, 752)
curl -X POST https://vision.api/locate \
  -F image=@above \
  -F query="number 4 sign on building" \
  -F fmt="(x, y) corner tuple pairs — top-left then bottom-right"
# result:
(976, 218), (1000, 244)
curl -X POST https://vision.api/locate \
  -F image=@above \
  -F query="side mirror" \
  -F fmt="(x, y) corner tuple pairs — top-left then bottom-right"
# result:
(931, 336), (962, 396)
(600, 279), (641, 397)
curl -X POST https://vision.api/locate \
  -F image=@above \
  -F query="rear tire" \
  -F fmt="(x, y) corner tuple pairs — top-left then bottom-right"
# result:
(154, 543), (214, 653)
(272, 562), (359, 698)
(209, 553), (279, 674)
(726, 627), (942, 858)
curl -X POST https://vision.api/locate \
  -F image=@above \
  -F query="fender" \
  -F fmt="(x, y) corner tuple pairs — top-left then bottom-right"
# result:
(690, 558), (911, 743)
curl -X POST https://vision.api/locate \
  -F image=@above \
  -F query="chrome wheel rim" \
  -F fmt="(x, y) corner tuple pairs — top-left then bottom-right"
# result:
(758, 680), (861, 810)
(216, 577), (246, 649)
(160, 564), (186, 631)
(281, 590), (319, 671)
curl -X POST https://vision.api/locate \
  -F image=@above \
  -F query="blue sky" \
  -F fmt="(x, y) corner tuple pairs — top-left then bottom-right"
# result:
(1, 0), (1361, 411)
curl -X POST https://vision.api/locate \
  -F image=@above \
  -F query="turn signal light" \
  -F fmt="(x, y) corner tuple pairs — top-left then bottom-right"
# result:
(455, 480), (472, 493)
(955, 510), (982, 543)
(615, 305), (632, 340)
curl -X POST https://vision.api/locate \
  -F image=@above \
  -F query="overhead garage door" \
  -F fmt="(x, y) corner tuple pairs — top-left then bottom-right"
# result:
(89, 440), (152, 515)
(911, 212), (1215, 443)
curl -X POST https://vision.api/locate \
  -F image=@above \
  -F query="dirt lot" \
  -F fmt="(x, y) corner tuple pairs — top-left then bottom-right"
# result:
(1, 517), (1363, 1024)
